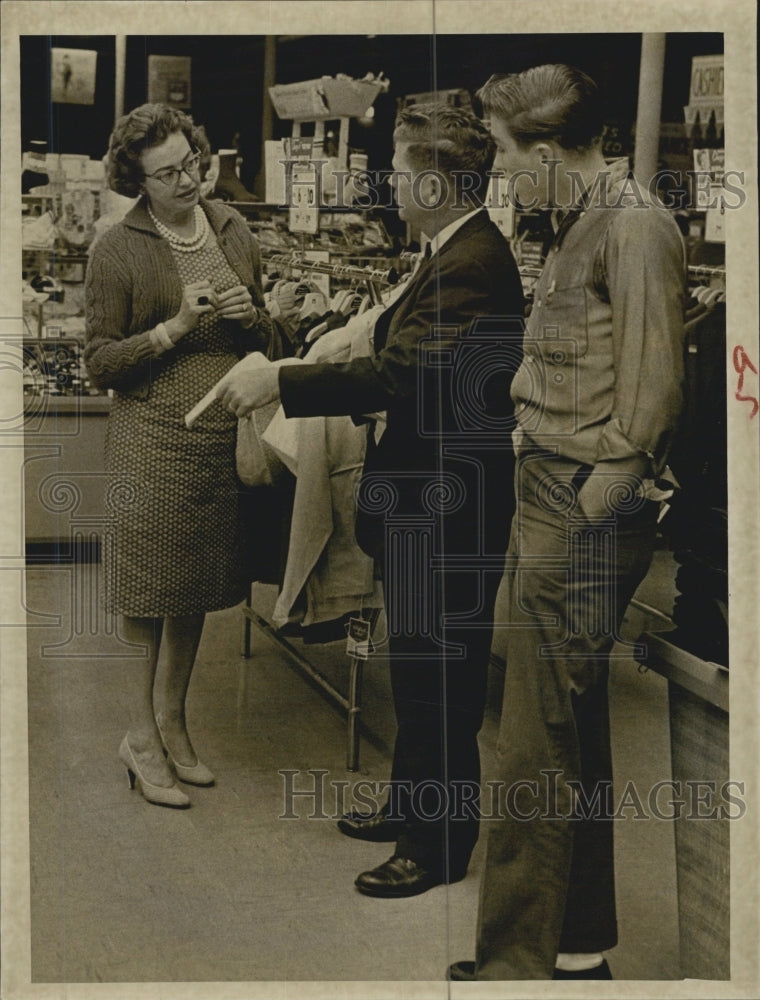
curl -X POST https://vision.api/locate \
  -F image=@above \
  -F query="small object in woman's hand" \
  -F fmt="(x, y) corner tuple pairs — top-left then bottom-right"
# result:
(197, 295), (209, 306)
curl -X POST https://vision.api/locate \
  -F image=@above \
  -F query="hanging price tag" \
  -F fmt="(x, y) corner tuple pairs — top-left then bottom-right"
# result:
(346, 616), (372, 660)
(704, 186), (726, 243)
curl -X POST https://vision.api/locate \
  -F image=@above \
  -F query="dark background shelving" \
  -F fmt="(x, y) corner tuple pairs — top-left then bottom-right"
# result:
(21, 32), (724, 185)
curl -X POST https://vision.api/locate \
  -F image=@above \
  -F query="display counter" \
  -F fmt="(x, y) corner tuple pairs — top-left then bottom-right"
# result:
(25, 395), (110, 416)
(24, 393), (111, 560)
(636, 631), (730, 979)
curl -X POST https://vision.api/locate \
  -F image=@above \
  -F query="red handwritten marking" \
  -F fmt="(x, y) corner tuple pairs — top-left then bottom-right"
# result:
(732, 345), (759, 418)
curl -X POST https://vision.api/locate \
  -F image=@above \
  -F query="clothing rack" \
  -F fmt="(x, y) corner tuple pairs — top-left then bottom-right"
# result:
(399, 248), (545, 283)
(518, 265), (545, 280)
(261, 250), (400, 287)
(686, 264), (727, 325)
(241, 598), (383, 771)
(688, 263), (726, 283)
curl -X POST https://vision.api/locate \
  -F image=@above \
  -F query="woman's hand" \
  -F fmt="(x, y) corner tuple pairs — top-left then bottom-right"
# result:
(216, 284), (259, 328)
(166, 280), (218, 341)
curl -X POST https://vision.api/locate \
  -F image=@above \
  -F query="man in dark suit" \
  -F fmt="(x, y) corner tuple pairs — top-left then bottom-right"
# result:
(218, 103), (525, 897)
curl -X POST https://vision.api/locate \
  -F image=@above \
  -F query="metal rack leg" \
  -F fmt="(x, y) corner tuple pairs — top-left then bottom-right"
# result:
(241, 590), (253, 658)
(240, 599), (382, 772)
(240, 601), (363, 766)
(346, 656), (364, 772)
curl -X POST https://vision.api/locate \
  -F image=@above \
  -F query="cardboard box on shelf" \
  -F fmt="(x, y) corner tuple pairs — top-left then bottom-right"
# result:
(269, 76), (383, 122)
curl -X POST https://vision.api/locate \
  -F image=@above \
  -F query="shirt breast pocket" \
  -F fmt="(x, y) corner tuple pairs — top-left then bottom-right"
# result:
(527, 284), (589, 360)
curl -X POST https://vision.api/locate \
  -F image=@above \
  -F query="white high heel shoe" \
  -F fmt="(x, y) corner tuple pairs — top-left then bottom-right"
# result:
(155, 716), (215, 787)
(118, 736), (191, 808)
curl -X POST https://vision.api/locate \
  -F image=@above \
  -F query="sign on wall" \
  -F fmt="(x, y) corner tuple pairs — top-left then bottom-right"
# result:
(147, 55), (192, 108)
(51, 48), (97, 105)
(683, 54), (724, 138)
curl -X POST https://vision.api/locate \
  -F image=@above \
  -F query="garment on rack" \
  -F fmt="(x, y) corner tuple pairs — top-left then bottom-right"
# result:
(302, 312), (346, 350)
(234, 355), (305, 487)
(275, 303), (360, 358)
(265, 308), (387, 630)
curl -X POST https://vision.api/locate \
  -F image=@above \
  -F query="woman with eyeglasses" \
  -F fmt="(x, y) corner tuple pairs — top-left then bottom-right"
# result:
(84, 103), (277, 808)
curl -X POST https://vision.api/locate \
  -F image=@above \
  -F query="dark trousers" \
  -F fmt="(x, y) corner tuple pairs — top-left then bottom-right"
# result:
(386, 568), (502, 877)
(379, 453), (513, 878)
(475, 451), (659, 978)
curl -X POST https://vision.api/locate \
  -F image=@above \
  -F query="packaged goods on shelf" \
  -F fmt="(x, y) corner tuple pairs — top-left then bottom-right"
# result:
(269, 74), (386, 122)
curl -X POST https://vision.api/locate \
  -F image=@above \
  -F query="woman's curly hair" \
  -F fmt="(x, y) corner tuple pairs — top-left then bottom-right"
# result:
(106, 103), (211, 198)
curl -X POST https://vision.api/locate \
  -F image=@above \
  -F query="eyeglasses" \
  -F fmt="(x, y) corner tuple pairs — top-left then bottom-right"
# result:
(144, 148), (202, 188)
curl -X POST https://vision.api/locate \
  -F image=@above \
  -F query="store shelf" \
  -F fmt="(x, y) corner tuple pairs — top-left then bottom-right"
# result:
(635, 629), (728, 711)
(228, 200), (377, 214)
(23, 394), (110, 416)
(23, 247), (90, 261)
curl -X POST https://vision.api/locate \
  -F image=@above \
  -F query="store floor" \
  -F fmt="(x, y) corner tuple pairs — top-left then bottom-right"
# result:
(25, 549), (682, 984)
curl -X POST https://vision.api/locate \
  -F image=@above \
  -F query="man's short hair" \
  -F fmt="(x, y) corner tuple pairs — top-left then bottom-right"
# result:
(393, 101), (496, 207)
(477, 64), (604, 152)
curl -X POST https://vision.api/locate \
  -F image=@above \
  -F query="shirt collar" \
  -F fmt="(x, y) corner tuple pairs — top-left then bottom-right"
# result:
(562, 156), (631, 215)
(551, 157), (632, 249)
(422, 208), (482, 258)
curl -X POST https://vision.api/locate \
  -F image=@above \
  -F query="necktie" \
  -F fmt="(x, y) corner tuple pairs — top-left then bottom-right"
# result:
(415, 241), (432, 271)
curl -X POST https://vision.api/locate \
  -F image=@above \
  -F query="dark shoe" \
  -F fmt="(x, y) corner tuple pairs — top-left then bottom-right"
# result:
(447, 960), (476, 981)
(355, 855), (459, 898)
(553, 959), (613, 980)
(448, 959), (613, 981)
(337, 809), (400, 842)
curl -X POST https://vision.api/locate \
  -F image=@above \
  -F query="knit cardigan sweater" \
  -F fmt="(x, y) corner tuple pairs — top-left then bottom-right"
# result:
(84, 196), (275, 399)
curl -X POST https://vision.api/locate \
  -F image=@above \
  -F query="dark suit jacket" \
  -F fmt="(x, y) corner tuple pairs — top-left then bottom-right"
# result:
(279, 210), (525, 558)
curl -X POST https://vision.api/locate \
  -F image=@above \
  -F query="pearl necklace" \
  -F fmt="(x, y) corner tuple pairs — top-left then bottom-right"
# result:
(148, 204), (209, 252)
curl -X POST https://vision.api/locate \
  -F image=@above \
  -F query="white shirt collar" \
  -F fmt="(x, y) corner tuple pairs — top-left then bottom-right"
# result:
(422, 208), (482, 258)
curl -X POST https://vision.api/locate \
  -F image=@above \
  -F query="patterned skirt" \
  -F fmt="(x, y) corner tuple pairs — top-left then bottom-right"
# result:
(102, 347), (248, 617)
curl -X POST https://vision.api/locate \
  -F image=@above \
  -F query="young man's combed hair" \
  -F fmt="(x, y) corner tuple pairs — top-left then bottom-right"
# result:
(477, 65), (604, 151)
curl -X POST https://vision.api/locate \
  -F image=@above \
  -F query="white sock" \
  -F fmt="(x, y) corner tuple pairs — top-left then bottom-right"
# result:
(555, 953), (604, 972)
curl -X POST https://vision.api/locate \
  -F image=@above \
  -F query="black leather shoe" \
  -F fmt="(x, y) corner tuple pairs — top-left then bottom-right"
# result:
(553, 959), (613, 979)
(337, 810), (400, 842)
(447, 960), (476, 980)
(355, 855), (457, 897)
(448, 959), (613, 981)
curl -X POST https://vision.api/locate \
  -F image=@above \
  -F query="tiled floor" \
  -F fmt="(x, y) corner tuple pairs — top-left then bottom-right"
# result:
(24, 550), (681, 984)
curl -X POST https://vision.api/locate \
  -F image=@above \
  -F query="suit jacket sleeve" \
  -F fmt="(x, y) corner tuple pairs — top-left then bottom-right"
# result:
(278, 252), (513, 419)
